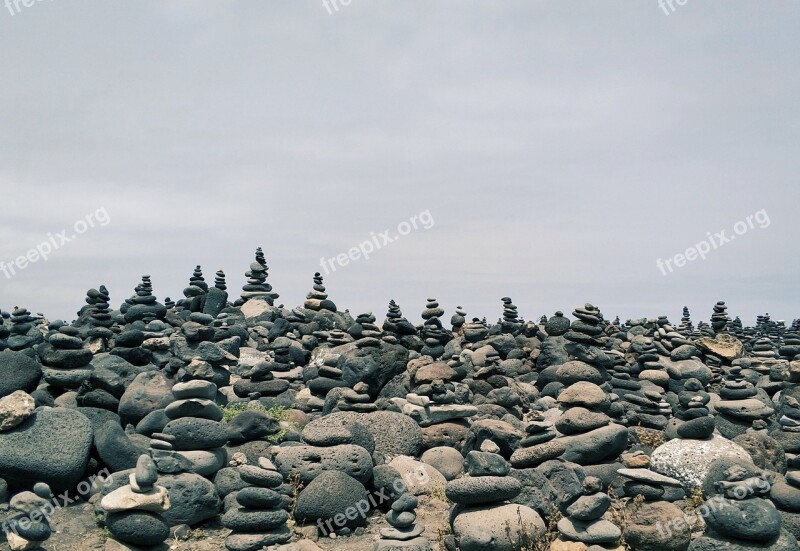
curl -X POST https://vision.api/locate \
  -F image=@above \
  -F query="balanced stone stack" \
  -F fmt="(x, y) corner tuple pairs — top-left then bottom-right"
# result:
(304, 272), (337, 312)
(86, 285), (115, 344)
(0, 311), (8, 350)
(564, 304), (614, 370)
(462, 318), (489, 344)
(751, 336), (778, 358)
(779, 329), (800, 360)
(689, 465), (797, 549)
(100, 455), (171, 548)
(6, 307), (43, 351)
(711, 301), (730, 334)
(623, 388), (672, 431)
(672, 378), (715, 440)
(168, 312), (236, 388)
(307, 355), (349, 411)
(383, 300), (418, 341)
(450, 306), (467, 336)
(618, 467), (681, 502)
(420, 298), (450, 359)
(326, 381), (377, 414)
(239, 247), (279, 305)
(39, 325), (94, 391)
(153, 380), (227, 477)
(714, 366), (774, 439)
(348, 312), (383, 341)
(121, 276), (167, 323)
(555, 476), (622, 548)
(233, 359), (291, 401)
(448, 442), (545, 551)
(498, 296), (521, 333)
(203, 269), (229, 318)
(678, 306), (693, 336)
(222, 458), (291, 551)
(180, 265), (209, 312)
(3, 483), (53, 550)
(375, 492), (431, 551)
(401, 357), (476, 429)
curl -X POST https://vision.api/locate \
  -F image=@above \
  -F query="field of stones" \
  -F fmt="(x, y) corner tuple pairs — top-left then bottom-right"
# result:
(0, 248), (798, 551)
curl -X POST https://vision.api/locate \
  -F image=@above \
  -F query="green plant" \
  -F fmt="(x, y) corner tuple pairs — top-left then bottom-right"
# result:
(220, 402), (296, 442)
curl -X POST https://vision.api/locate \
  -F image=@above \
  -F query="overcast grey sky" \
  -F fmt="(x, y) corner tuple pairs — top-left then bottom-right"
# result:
(0, 2), (797, 326)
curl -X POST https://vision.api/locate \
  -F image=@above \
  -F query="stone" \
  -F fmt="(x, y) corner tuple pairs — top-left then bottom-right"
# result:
(704, 497), (782, 542)
(105, 511), (170, 546)
(651, 435), (752, 489)
(273, 444), (373, 484)
(557, 517), (621, 546)
(421, 447), (464, 480)
(294, 471), (368, 528)
(101, 485), (170, 513)
(0, 391), (35, 431)
(445, 476), (521, 504)
(0, 350), (41, 397)
(451, 503), (545, 551)
(162, 417), (229, 450)
(0, 407), (92, 491)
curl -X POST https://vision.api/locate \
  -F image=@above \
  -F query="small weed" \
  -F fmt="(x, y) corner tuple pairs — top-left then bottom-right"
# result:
(632, 427), (666, 449)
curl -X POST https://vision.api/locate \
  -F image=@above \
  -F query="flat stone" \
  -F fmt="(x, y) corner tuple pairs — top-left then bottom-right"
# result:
(0, 391), (35, 431)
(101, 485), (170, 513)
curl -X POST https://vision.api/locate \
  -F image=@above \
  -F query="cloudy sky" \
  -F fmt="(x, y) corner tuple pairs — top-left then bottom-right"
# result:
(1, 2), (797, 327)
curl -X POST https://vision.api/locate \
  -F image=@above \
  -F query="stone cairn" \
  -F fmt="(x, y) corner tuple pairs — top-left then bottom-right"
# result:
(307, 354), (348, 412)
(694, 464), (791, 548)
(711, 300), (730, 333)
(100, 455), (171, 548)
(383, 300), (418, 341)
(0, 310), (8, 350)
(121, 276), (167, 323)
(555, 476), (621, 548)
(233, 359), (291, 402)
(447, 441), (543, 549)
(678, 306), (693, 335)
(618, 467), (682, 502)
(401, 356), (476, 430)
(498, 296), (521, 332)
(304, 272), (337, 312)
(239, 247), (279, 305)
(375, 492), (431, 550)
(450, 306), (467, 336)
(7, 307), (43, 352)
(348, 312), (382, 341)
(672, 378), (715, 440)
(39, 325), (94, 391)
(326, 381), (376, 415)
(179, 265), (209, 312)
(222, 457), (291, 551)
(714, 366), (774, 439)
(5, 482), (53, 550)
(203, 269), (229, 318)
(420, 298), (450, 359)
(151, 380), (228, 478)
(780, 327), (800, 360)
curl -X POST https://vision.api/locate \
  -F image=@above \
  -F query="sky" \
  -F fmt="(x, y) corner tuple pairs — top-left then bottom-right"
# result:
(0, 1), (797, 327)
